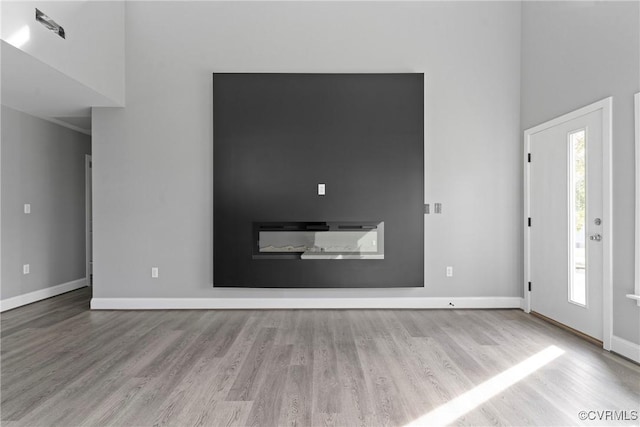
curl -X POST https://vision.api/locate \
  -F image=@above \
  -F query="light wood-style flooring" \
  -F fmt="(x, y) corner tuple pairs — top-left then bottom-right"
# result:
(1, 288), (639, 426)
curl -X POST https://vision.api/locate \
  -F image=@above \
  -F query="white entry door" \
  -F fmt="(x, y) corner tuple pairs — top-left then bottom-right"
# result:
(526, 102), (610, 342)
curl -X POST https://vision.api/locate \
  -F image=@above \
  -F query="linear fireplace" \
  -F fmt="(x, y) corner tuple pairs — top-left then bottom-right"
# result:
(254, 222), (384, 260)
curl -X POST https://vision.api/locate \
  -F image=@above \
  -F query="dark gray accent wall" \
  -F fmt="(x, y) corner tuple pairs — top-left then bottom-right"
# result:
(213, 73), (424, 288)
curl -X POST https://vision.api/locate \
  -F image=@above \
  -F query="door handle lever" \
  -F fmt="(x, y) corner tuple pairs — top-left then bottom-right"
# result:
(589, 234), (602, 242)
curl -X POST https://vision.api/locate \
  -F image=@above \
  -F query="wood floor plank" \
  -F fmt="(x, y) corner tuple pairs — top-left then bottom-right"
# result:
(311, 311), (341, 416)
(2, 289), (639, 427)
(387, 312), (458, 407)
(16, 328), (183, 426)
(350, 311), (414, 426)
(245, 344), (293, 426)
(279, 312), (314, 426)
(209, 311), (251, 358)
(333, 312), (376, 427)
(1, 314), (149, 420)
(279, 364), (313, 427)
(290, 309), (314, 367)
(373, 311), (430, 421)
(225, 327), (277, 401)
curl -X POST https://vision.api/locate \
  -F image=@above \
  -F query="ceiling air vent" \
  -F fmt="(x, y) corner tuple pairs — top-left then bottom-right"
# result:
(35, 8), (65, 39)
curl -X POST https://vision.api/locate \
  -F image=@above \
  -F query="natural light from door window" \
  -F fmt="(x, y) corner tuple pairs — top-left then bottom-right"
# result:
(569, 129), (587, 306)
(404, 345), (565, 426)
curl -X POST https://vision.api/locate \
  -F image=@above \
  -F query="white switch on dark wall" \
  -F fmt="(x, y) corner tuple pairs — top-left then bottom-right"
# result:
(318, 183), (326, 196)
(24, 204), (31, 214)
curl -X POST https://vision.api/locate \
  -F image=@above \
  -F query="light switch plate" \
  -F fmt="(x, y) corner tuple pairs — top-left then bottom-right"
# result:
(318, 183), (326, 196)
(151, 267), (159, 278)
(24, 204), (31, 214)
(23, 264), (30, 275)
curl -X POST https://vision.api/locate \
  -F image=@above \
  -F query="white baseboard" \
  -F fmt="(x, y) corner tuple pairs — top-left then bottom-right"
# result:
(0, 278), (87, 312)
(91, 296), (524, 310)
(611, 335), (640, 364)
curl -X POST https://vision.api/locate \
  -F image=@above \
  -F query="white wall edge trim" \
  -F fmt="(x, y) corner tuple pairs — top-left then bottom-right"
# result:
(44, 116), (92, 136)
(611, 335), (640, 364)
(633, 92), (640, 306)
(0, 278), (87, 312)
(9, 106), (91, 136)
(90, 296), (524, 310)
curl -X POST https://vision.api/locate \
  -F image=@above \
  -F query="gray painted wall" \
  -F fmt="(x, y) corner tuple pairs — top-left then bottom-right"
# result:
(521, 1), (640, 344)
(1, 106), (90, 300)
(92, 1), (522, 299)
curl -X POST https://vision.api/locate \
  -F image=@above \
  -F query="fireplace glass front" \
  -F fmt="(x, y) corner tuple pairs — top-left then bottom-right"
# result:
(254, 222), (384, 259)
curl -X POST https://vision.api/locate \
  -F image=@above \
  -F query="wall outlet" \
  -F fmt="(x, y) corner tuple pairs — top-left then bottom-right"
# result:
(151, 267), (159, 278)
(318, 183), (326, 196)
(24, 204), (31, 214)
(446, 266), (453, 277)
(23, 264), (30, 275)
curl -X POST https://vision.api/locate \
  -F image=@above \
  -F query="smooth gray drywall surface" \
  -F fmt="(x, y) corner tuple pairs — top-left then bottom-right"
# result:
(521, 1), (640, 344)
(93, 1), (522, 299)
(0, 106), (90, 300)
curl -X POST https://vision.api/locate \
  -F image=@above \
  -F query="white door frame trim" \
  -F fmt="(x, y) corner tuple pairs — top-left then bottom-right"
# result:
(631, 93), (640, 305)
(523, 97), (613, 351)
(85, 155), (92, 286)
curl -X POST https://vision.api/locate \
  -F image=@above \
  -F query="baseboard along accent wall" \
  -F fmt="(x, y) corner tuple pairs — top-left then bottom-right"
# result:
(90, 296), (524, 310)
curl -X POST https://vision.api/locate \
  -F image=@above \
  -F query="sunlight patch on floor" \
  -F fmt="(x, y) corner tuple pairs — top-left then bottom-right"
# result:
(404, 345), (565, 426)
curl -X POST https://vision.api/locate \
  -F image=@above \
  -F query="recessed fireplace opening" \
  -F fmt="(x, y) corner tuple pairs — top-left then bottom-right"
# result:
(253, 222), (384, 260)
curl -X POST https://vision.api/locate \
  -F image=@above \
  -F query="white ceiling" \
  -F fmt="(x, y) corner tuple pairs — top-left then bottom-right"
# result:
(1, 40), (121, 134)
